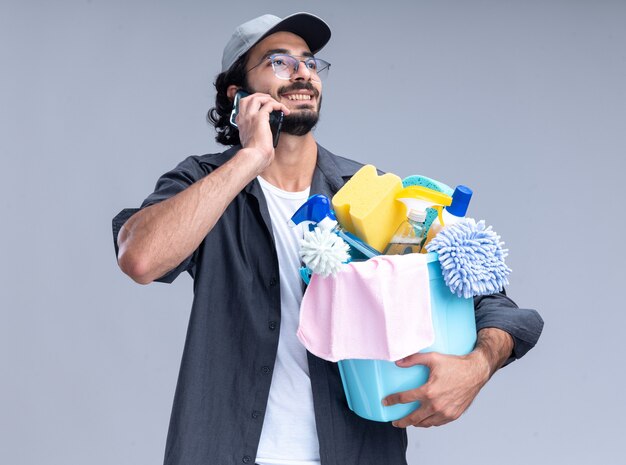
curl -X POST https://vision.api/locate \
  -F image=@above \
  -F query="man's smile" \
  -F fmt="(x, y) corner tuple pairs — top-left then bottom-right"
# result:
(283, 93), (313, 101)
(278, 82), (319, 105)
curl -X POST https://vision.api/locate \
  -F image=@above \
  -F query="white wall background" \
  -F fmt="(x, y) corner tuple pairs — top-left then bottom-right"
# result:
(1, 1), (624, 464)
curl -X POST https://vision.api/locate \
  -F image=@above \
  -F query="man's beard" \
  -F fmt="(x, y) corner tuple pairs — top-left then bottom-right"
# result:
(281, 98), (322, 136)
(278, 82), (322, 136)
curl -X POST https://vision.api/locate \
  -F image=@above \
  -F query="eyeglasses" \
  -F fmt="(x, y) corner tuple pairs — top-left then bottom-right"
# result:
(248, 54), (331, 81)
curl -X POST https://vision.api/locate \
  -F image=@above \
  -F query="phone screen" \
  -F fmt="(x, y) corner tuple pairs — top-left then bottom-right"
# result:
(230, 90), (283, 148)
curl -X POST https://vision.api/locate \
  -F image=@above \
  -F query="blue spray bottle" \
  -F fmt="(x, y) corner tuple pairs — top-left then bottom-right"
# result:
(290, 194), (380, 262)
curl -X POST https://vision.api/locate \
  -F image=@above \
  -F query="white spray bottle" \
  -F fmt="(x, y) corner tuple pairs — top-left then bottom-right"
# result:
(384, 186), (453, 254)
(425, 185), (473, 244)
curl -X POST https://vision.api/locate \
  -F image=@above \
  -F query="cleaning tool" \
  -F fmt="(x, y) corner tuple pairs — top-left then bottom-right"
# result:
(426, 218), (511, 298)
(402, 174), (454, 196)
(290, 194), (380, 278)
(313, 252), (477, 422)
(395, 185), (452, 213)
(445, 185), (473, 221)
(425, 184), (473, 239)
(331, 165), (406, 252)
(298, 227), (350, 278)
(392, 186), (452, 252)
(424, 184), (473, 247)
(383, 208), (428, 255)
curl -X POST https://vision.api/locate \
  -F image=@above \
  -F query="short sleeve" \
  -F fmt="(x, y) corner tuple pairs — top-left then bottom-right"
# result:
(112, 156), (212, 283)
(473, 290), (544, 366)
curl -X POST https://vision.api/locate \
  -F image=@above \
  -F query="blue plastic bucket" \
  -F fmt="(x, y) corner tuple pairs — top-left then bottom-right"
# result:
(337, 252), (477, 422)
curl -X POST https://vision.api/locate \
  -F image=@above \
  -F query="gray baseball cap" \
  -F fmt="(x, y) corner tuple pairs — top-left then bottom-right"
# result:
(221, 12), (331, 72)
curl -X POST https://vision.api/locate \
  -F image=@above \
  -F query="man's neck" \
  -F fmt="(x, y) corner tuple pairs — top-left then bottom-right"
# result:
(259, 132), (317, 192)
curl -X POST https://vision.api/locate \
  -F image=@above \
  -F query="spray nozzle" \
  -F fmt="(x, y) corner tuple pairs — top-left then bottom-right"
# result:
(395, 186), (452, 207)
(289, 194), (338, 230)
(395, 186), (452, 225)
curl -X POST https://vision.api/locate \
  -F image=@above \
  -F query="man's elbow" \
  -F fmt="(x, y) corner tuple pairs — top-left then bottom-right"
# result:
(117, 247), (155, 285)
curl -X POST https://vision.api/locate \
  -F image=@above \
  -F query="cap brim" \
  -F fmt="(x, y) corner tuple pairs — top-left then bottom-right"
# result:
(256, 12), (331, 55)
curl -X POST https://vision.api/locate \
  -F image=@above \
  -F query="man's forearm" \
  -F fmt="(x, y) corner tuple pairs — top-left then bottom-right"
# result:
(471, 327), (515, 379)
(117, 148), (264, 284)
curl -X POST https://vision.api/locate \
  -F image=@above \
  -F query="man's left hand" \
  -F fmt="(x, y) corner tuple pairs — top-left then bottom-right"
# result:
(382, 351), (490, 428)
(382, 328), (514, 428)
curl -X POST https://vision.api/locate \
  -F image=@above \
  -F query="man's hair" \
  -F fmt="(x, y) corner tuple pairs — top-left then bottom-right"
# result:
(207, 53), (249, 146)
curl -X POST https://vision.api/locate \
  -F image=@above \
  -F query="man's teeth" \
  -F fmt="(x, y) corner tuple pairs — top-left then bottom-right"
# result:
(286, 94), (312, 101)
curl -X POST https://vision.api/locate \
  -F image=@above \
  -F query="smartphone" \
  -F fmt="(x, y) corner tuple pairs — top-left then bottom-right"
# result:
(230, 90), (284, 148)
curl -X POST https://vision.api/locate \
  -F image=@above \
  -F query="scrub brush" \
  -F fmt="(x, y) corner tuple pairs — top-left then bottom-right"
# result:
(425, 218), (511, 298)
(299, 227), (350, 278)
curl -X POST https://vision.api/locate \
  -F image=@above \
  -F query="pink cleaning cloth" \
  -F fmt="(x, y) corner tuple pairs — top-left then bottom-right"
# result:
(298, 254), (434, 362)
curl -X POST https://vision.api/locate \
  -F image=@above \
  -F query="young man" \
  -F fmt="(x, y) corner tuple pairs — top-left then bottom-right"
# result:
(113, 13), (543, 465)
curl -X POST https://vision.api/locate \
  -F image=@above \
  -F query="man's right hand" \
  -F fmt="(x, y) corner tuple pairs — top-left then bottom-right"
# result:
(234, 92), (289, 171)
(117, 93), (288, 285)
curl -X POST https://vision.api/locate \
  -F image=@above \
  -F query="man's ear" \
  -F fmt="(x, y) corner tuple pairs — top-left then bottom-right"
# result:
(227, 85), (240, 102)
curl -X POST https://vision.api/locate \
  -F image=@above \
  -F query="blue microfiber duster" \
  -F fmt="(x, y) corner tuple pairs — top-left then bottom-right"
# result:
(425, 218), (511, 298)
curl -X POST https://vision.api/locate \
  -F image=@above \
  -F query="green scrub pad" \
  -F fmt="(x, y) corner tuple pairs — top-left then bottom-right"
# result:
(402, 175), (453, 196)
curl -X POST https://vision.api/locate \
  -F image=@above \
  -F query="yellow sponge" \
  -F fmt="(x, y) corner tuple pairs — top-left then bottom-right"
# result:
(332, 165), (406, 252)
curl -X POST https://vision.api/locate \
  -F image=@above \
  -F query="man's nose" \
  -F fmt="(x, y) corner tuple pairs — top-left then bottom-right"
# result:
(292, 61), (312, 81)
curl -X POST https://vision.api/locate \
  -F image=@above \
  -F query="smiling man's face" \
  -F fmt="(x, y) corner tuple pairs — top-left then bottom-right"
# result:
(245, 31), (323, 135)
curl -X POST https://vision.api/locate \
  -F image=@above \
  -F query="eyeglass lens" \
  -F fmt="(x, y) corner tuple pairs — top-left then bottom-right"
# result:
(270, 55), (330, 81)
